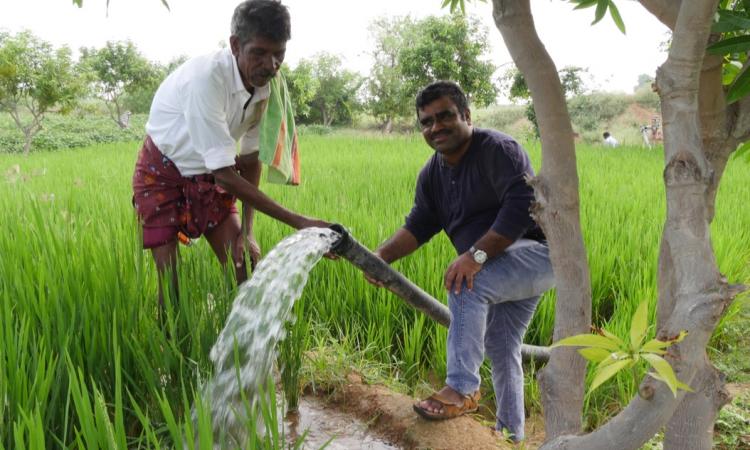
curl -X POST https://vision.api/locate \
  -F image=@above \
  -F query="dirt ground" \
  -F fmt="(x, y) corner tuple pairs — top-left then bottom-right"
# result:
(317, 373), (546, 450)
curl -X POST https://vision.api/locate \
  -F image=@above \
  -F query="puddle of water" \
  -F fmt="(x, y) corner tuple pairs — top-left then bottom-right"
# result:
(285, 396), (401, 450)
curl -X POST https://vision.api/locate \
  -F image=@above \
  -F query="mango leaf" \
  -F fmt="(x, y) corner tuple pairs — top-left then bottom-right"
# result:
(641, 330), (688, 353)
(578, 347), (613, 362)
(712, 10), (750, 33)
(551, 333), (621, 351)
(649, 372), (694, 393)
(598, 327), (625, 347)
(733, 140), (750, 161)
(640, 338), (668, 354)
(707, 35), (750, 55)
(592, 0), (608, 25)
(724, 60), (744, 85)
(596, 351), (630, 369)
(608, 1), (626, 34)
(590, 359), (631, 391)
(630, 300), (650, 349)
(572, 0), (599, 10)
(643, 353), (680, 396)
(726, 63), (750, 104)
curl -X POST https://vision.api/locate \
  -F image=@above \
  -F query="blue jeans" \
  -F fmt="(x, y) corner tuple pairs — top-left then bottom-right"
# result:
(445, 239), (554, 442)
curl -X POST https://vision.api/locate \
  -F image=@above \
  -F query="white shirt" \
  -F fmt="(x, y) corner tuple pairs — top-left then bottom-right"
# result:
(146, 49), (270, 176)
(604, 135), (619, 148)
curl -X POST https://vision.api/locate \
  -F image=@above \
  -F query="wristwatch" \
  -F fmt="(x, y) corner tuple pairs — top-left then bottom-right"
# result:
(469, 246), (488, 264)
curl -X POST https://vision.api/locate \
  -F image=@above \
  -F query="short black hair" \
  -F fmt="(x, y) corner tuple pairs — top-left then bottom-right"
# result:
(603, 131), (610, 138)
(415, 81), (469, 118)
(231, 0), (291, 45)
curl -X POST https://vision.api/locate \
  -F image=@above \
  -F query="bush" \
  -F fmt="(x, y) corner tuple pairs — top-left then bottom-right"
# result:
(568, 92), (630, 132)
(0, 112), (146, 153)
(472, 105), (526, 130)
(298, 124), (333, 136)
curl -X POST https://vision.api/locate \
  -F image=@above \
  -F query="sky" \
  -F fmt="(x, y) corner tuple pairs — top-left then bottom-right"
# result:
(0, 0), (671, 96)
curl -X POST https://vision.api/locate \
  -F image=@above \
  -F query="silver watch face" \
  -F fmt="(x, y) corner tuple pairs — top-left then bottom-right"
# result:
(473, 249), (488, 264)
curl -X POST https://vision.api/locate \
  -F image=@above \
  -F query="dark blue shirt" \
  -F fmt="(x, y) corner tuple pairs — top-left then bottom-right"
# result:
(404, 128), (544, 254)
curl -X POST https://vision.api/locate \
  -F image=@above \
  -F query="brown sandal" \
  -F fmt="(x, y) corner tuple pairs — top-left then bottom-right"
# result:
(412, 390), (480, 420)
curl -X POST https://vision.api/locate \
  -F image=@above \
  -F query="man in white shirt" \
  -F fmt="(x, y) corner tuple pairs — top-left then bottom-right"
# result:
(602, 131), (619, 148)
(132, 0), (328, 309)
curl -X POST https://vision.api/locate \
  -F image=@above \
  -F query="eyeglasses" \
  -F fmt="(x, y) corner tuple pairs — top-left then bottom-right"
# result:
(418, 109), (459, 131)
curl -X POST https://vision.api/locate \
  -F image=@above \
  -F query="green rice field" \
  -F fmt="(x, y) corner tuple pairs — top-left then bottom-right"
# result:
(1, 135), (749, 448)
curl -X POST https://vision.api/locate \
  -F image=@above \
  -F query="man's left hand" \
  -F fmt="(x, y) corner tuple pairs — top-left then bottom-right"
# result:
(444, 253), (482, 295)
(234, 233), (262, 270)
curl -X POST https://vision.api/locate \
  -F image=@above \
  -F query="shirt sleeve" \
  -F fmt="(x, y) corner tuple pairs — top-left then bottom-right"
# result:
(404, 167), (442, 245)
(182, 71), (237, 171)
(486, 139), (537, 241)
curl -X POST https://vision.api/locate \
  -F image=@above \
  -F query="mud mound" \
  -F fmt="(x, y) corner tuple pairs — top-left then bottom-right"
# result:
(319, 373), (545, 450)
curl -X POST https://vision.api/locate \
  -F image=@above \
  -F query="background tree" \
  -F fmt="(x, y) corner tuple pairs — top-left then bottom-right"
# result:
(398, 14), (497, 107)
(366, 16), (415, 132)
(0, 30), (85, 155)
(123, 54), (187, 115)
(295, 52), (363, 126)
(283, 61), (320, 122)
(80, 40), (160, 128)
(502, 65), (588, 136)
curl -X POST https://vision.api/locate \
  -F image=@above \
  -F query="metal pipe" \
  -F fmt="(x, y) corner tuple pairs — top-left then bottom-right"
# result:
(330, 224), (550, 363)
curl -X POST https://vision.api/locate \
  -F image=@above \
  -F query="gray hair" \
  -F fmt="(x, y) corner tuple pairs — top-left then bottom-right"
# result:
(230, 0), (291, 45)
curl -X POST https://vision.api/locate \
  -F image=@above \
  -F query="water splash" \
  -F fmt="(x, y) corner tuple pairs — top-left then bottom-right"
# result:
(202, 227), (340, 446)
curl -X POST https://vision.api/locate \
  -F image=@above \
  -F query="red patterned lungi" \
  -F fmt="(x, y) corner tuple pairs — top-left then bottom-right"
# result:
(132, 136), (238, 249)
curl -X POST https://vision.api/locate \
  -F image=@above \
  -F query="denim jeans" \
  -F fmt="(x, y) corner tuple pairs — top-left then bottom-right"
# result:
(445, 239), (554, 442)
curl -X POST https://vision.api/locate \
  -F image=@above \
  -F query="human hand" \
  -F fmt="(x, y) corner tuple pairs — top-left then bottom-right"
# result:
(444, 253), (482, 295)
(233, 233), (262, 270)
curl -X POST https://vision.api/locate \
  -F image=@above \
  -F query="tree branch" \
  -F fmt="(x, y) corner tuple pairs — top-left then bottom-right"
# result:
(639, 0), (681, 29)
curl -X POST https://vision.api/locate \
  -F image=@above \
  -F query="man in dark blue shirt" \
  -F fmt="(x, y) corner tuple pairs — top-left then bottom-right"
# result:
(369, 81), (554, 442)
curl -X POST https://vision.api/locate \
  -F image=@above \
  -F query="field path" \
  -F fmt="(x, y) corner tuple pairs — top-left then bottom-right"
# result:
(315, 373), (546, 449)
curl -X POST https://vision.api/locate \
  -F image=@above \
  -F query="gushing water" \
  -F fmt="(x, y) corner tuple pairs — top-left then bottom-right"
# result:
(201, 227), (340, 447)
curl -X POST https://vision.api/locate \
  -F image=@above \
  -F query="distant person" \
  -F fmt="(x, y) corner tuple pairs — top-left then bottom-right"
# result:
(603, 131), (619, 147)
(366, 81), (554, 443)
(132, 0), (329, 311)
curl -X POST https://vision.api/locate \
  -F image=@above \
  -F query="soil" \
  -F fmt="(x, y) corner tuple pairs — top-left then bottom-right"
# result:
(311, 373), (546, 450)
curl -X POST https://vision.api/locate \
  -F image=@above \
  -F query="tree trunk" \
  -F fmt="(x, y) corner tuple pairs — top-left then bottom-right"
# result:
(539, 1), (746, 448)
(383, 117), (393, 134)
(492, 0), (591, 439)
(661, 38), (736, 450)
(23, 131), (32, 156)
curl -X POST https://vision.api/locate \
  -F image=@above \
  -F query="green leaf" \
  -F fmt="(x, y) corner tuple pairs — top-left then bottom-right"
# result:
(707, 35), (750, 55)
(643, 353), (680, 396)
(596, 351), (629, 369)
(712, 10), (750, 33)
(640, 338), (669, 353)
(733, 140), (750, 160)
(590, 359), (631, 391)
(608, 1), (626, 34)
(592, 0), (608, 25)
(578, 347), (613, 362)
(551, 333), (621, 351)
(598, 327), (625, 347)
(630, 300), (650, 349)
(649, 372), (694, 393)
(726, 63), (750, 104)
(572, 0), (599, 10)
